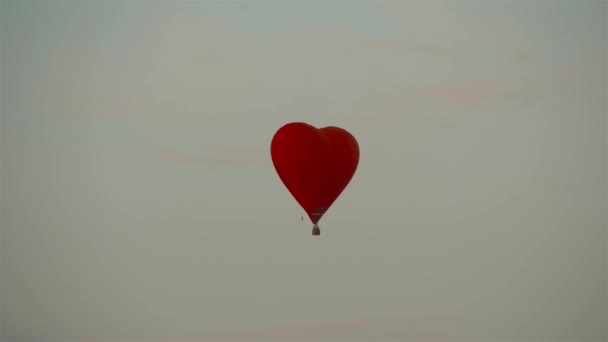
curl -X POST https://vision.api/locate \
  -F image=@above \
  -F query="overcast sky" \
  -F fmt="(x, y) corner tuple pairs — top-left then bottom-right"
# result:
(1, 1), (606, 340)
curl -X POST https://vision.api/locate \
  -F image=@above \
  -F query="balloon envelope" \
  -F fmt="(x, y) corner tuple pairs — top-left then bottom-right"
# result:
(270, 122), (359, 225)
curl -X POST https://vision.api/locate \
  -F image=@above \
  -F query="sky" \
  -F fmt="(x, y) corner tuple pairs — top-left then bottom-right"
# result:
(1, 1), (607, 341)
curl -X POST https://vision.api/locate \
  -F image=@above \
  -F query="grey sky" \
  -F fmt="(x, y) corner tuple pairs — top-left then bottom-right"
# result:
(1, 1), (606, 340)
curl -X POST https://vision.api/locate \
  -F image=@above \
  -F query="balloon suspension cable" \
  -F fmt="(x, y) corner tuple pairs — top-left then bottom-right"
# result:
(312, 223), (320, 236)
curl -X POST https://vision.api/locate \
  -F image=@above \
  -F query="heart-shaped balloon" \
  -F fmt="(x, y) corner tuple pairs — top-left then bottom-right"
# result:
(271, 122), (359, 234)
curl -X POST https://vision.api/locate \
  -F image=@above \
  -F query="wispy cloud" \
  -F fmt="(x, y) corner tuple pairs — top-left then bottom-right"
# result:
(510, 42), (533, 62)
(415, 81), (514, 108)
(342, 66), (585, 125)
(341, 79), (535, 124)
(205, 314), (463, 341)
(553, 66), (583, 83)
(158, 149), (203, 166)
(158, 146), (268, 169)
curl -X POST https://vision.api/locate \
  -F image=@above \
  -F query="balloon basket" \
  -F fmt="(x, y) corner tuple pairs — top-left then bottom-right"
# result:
(312, 225), (320, 236)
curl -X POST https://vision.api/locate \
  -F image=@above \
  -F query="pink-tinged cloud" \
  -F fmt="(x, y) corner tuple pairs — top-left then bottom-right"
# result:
(415, 81), (511, 108)
(339, 87), (412, 123)
(341, 80), (532, 122)
(158, 149), (202, 166)
(554, 66), (583, 82)
(158, 147), (267, 168)
(341, 69), (583, 122)
(204, 314), (464, 341)
(511, 42), (533, 61)
(344, 111), (395, 123)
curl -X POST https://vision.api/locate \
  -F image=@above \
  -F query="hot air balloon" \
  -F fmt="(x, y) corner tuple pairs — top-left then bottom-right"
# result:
(270, 122), (359, 236)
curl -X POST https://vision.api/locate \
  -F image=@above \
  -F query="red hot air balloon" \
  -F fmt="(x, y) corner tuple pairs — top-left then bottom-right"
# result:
(270, 122), (359, 236)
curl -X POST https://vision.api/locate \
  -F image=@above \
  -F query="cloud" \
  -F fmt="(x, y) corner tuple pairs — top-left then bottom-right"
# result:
(553, 66), (583, 83)
(158, 146), (268, 169)
(158, 149), (203, 166)
(340, 79), (536, 124)
(415, 81), (513, 108)
(510, 42), (533, 62)
(204, 314), (463, 341)
(342, 111), (396, 123)
(342, 68), (585, 123)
